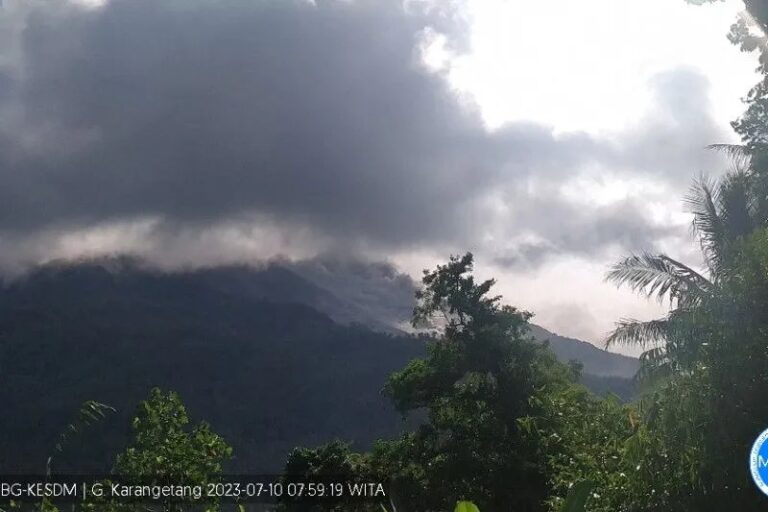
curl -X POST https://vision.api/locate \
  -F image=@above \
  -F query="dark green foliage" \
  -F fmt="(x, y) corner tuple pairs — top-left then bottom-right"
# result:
(284, 254), (577, 512)
(577, 374), (634, 402)
(559, 481), (593, 512)
(114, 388), (232, 480)
(605, 169), (768, 380)
(280, 441), (375, 512)
(694, 0), (768, 147)
(3, 390), (231, 512)
(109, 388), (232, 512)
(584, 168), (768, 510)
(378, 254), (574, 511)
(528, 324), (639, 381)
(531, 386), (634, 512)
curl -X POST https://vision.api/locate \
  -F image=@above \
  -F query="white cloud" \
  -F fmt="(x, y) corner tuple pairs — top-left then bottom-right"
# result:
(440, 0), (756, 135)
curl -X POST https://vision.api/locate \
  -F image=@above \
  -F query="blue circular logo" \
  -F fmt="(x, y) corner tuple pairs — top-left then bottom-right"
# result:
(750, 428), (768, 496)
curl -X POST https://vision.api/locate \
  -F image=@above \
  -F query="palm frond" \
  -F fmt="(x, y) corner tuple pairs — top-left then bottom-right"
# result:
(605, 252), (711, 306)
(707, 143), (753, 167)
(685, 176), (725, 273)
(605, 307), (702, 347)
(686, 171), (765, 276)
(47, 400), (115, 476)
(604, 317), (669, 349)
(719, 170), (757, 239)
(636, 347), (675, 386)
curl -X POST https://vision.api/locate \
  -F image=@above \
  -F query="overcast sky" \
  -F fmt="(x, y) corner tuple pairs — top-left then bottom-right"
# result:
(0, 0), (759, 351)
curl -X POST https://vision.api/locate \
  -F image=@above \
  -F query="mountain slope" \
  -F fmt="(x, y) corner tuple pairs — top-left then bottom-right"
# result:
(528, 325), (638, 379)
(0, 258), (638, 474)
(0, 260), (423, 473)
(276, 258), (640, 383)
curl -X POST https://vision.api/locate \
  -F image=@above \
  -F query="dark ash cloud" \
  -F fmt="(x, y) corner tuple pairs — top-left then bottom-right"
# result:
(0, 0), (732, 270)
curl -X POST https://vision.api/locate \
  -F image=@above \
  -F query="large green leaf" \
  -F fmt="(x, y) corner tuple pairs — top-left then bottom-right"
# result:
(560, 481), (594, 512)
(454, 501), (480, 512)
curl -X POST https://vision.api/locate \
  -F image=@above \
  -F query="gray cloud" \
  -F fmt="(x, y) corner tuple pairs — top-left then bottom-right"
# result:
(540, 302), (603, 345)
(0, 0), (732, 270)
(285, 254), (418, 327)
(492, 197), (682, 269)
(617, 68), (727, 183)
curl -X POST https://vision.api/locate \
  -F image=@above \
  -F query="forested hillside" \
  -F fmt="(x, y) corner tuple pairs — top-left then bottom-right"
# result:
(0, 258), (635, 475)
(0, 261), (423, 473)
(527, 325), (638, 378)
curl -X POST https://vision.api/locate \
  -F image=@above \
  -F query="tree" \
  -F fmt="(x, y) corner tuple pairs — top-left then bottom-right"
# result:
(111, 388), (233, 512)
(375, 254), (573, 511)
(280, 441), (375, 512)
(281, 254), (576, 512)
(2, 390), (232, 512)
(605, 168), (766, 378)
(689, 0), (768, 148)
(531, 385), (634, 512)
(611, 229), (768, 511)
(605, 171), (768, 509)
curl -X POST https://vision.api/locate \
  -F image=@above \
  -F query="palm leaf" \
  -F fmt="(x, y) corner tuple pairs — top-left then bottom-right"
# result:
(686, 169), (768, 276)
(718, 170), (757, 238)
(636, 346), (675, 384)
(707, 143), (753, 167)
(685, 176), (726, 274)
(604, 318), (669, 349)
(606, 253), (711, 306)
(47, 400), (116, 476)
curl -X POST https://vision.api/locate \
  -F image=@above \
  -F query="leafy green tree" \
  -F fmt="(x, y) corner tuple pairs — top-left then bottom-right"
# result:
(689, 1), (768, 151)
(686, 228), (768, 510)
(281, 254), (577, 512)
(604, 176), (768, 510)
(684, 0), (768, 223)
(3, 390), (231, 512)
(375, 254), (573, 511)
(280, 245), (768, 511)
(280, 441), (376, 512)
(114, 388), (232, 480)
(530, 386), (634, 512)
(111, 388), (233, 512)
(726, 2), (768, 148)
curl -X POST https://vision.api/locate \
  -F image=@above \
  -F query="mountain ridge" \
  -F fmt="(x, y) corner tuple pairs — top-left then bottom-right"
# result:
(527, 324), (638, 378)
(0, 257), (638, 473)
(8, 256), (640, 379)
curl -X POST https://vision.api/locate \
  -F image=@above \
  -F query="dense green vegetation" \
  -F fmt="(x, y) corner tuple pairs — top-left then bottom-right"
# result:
(280, 254), (580, 511)
(280, 200), (768, 509)
(279, 255), (630, 511)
